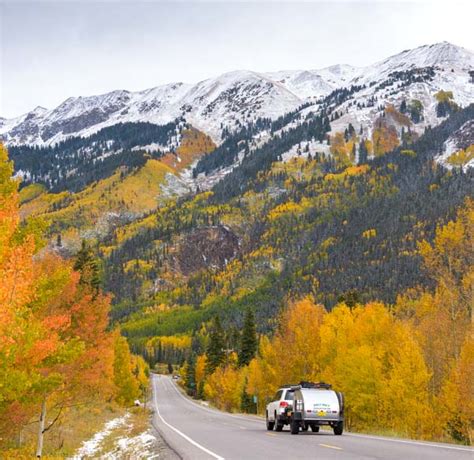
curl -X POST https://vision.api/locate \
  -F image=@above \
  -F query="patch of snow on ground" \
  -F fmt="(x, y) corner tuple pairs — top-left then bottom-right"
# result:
(102, 431), (158, 459)
(131, 142), (167, 153)
(437, 133), (474, 172)
(69, 413), (130, 459)
(281, 139), (331, 162)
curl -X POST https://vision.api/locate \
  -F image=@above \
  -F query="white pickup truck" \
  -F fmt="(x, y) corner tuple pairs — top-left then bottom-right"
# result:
(266, 381), (344, 435)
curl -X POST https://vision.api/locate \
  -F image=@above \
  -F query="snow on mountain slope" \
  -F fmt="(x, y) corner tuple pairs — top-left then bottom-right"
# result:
(1, 71), (303, 146)
(356, 41), (474, 83)
(1, 42), (473, 147)
(181, 70), (302, 140)
(436, 120), (474, 171)
(265, 70), (335, 100)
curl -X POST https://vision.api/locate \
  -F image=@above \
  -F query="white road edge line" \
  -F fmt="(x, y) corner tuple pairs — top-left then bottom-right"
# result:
(164, 376), (473, 454)
(166, 376), (262, 424)
(152, 376), (225, 460)
(344, 432), (473, 452)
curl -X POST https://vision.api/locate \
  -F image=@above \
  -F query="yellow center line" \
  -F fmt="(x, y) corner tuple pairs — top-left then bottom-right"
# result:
(266, 432), (278, 437)
(319, 443), (343, 450)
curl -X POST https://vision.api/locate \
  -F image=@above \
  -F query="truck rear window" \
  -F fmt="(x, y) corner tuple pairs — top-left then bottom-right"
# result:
(285, 390), (294, 400)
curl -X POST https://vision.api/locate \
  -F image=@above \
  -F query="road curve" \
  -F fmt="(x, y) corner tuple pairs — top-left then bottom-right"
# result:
(151, 374), (473, 460)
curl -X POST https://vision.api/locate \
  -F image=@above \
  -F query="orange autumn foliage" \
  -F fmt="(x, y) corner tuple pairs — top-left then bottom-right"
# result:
(372, 121), (399, 156)
(0, 144), (146, 453)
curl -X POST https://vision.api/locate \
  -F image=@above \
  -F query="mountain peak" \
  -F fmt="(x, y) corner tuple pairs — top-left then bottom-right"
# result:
(2, 41), (472, 146)
(382, 41), (473, 70)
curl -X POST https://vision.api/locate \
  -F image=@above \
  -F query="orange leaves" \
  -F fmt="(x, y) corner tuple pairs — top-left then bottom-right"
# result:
(385, 104), (411, 127)
(26, 337), (62, 366)
(372, 122), (399, 156)
(0, 234), (36, 311)
(42, 314), (71, 331)
(0, 145), (122, 448)
(161, 128), (216, 171)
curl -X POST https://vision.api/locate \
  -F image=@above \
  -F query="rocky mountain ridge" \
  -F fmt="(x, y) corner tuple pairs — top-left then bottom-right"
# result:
(2, 42), (472, 147)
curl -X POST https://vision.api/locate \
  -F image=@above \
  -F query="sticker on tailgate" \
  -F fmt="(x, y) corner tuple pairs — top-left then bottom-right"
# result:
(313, 403), (331, 415)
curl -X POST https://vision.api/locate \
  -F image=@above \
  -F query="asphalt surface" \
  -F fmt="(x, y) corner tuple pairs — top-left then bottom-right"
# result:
(151, 374), (473, 460)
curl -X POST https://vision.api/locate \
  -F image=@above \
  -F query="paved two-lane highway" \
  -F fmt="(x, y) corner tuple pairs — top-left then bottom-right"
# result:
(151, 375), (473, 460)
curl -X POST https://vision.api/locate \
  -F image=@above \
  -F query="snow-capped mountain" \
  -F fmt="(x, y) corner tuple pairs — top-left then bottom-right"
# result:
(1, 42), (473, 147)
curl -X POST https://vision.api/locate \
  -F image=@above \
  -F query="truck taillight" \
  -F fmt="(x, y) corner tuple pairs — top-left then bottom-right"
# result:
(279, 401), (288, 408)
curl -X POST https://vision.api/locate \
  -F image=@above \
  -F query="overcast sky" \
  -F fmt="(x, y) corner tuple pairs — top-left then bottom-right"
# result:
(1, 0), (473, 118)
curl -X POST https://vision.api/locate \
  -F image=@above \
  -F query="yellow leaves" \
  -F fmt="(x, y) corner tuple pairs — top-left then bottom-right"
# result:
(325, 165), (369, 182)
(330, 132), (354, 166)
(447, 145), (474, 167)
(362, 228), (377, 239)
(320, 237), (337, 251)
(245, 298), (326, 407)
(21, 159), (174, 242)
(243, 300), (436, 437)
(146, 335), (192, 358)
(19, 183), (46, 205)
(124, 259), (153, 274)
(267, 200), (304, 220)
(155, 335), (191, 349)
(113, 334), (140, 405)
(419, 199), (472, 282)
(364, 139), (373, 155)
(345, 165), (370, 176)
(115, 213), (157, 245)
(203, 365), (246, 412)
(435, 90), (454, 103)
(439, 335), (474, 443)
(402, 200), (473, 394)
(267, 197), (312, 221)
(401, 149), (417, 158)
(195, 355), (207, 390)
(318, 303), (433, 436)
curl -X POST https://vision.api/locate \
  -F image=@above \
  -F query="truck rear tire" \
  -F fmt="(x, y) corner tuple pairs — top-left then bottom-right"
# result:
(275, 422), (283, 432)
(266, 412), (275, 431)
(290, 420), (299, 435)
(301, 424), (308, 432)
(333, 421), (343, 435)
(311, 425), (320, 432)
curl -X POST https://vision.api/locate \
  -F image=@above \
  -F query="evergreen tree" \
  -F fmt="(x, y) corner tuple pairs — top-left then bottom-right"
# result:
(184, 354), (197, 396)
(400, 99), (407, 113)
(238, 309), (258, 367)
(197, 380), (205, 400)
(348, 123), (356, 138)
(205, 316), (225, 374)
(358, 140), (368, 164)
(74, 240), (101, 295)
(240, 381), (257, 413)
